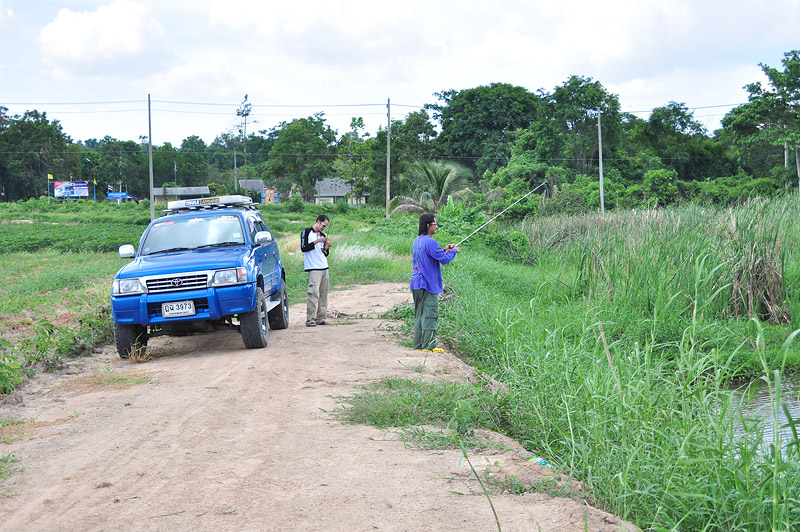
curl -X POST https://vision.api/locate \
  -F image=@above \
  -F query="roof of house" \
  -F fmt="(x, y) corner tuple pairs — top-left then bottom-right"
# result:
(315, 178), (351, 197)
(153, 186), (210, 196)
(238, 179), (264, 191)
(315, 178), (368, 197)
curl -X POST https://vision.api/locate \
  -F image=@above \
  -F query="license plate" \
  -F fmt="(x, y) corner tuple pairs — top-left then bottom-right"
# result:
(162, 300), (195, 317)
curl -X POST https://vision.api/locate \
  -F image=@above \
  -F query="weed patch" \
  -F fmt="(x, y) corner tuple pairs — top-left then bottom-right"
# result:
(396, 426), (512, 452)
(336, 377), (504, 435)
(60, 368), (154, 392)
(0, 453), (20, 481)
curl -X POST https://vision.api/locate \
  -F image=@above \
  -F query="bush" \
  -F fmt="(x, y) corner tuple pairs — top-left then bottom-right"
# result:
(482, 230), (530, 260)
(285, 196), (304, 213)
(0, 340), (23, 394)
(335, 201), (350, 215)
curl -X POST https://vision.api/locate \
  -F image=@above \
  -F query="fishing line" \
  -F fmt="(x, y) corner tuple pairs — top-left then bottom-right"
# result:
(446, 181), (547, 251)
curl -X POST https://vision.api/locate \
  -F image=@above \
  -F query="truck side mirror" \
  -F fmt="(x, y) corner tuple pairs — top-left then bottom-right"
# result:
(119, 244), (136, 258)
(254, 231), (273, 245)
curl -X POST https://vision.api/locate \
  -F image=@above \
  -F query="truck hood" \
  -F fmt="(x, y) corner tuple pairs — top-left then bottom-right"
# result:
(116, 248), (248, 278)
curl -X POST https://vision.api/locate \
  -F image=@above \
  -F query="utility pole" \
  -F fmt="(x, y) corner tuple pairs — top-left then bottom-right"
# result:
(234, 147), (238, 192)
(237, 95), (252, 197)
(386, 98), (391, 219)
(598, 108), (605, 214)
(148, 94), (155, 220)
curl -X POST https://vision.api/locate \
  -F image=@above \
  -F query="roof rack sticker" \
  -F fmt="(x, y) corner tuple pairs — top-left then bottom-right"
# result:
(166, 195), (253, 212)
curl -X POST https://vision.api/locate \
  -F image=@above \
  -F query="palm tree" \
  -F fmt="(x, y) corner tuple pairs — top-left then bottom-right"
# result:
(389, 160), (472, 215)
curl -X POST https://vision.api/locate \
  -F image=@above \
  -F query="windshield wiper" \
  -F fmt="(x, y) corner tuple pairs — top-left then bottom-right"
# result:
(194, 241), (244, 249)
(146, 246), (193, 255)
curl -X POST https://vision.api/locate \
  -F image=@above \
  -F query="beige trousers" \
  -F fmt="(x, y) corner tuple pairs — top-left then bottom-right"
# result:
(306, 269), (329, 324)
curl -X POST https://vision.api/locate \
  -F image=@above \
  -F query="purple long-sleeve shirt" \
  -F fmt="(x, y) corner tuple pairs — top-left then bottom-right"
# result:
(409, 234), (458, 294)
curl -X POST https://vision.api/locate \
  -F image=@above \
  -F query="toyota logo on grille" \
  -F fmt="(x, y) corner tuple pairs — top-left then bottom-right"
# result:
(170, 278), (183, 287)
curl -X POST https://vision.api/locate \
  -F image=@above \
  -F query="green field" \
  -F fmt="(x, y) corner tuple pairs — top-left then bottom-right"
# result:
(1, 196), (799, 530)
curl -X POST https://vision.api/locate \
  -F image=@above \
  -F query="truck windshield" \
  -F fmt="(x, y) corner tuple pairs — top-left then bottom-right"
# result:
(140, 214), (245, 255)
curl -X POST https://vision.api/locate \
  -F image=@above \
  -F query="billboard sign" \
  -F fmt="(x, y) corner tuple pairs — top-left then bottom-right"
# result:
(54, 181), (89, 198)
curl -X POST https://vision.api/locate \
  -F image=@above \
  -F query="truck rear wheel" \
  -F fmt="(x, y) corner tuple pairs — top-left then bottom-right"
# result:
(114, 322), (148, 359)
(241, 287), (269, 348)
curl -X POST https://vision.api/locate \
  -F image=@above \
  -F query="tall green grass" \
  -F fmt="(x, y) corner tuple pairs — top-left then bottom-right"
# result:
(499, 198), (800, 371)
(444, 260), (800, 528)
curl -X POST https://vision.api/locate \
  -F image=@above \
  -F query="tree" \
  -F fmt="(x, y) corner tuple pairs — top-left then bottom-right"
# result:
(426, 83), (541, 176)
(0, 106), (9, 200)
(96, 136), (147, 197)
(261, 114), (337, 201)
(0, 110), (78, 200)
(548, 76), (622, 176)
(389, 160), (472, 214)
(333, 118), (375, 202)
(368, 110), (441, 206)
(180, 135), (207, 155)
(721, 50), (800, 188)
(639, 101), (723, 181)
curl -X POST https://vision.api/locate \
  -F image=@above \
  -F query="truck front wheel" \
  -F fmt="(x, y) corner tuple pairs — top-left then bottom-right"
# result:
(241, 287), (269, 348)
(114, 322), (148, 359)
(268, 282), (289, 330)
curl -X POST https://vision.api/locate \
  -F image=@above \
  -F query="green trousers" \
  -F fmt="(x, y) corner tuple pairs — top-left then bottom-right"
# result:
(412, 289), (439, 350)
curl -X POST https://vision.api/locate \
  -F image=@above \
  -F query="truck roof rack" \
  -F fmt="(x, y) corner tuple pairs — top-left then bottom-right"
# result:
(165, 195), (257, 213)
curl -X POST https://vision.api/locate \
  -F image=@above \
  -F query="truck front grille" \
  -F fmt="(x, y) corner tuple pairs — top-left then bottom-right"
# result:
(146, 274), (208, 293)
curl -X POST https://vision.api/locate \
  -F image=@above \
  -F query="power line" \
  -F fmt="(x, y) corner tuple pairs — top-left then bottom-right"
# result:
(624, 102), (746, 114)
(3, 97), (751, 120)
(1, 100), (146, 105)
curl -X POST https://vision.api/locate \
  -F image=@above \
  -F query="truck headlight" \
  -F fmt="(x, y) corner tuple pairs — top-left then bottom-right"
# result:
(113, 278), (145, 296)
(212, 267), (247, 286)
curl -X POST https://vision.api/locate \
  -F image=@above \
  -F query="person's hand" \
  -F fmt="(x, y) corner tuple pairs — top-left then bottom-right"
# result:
(324, 241), (332, 250)
(316, 237), (326, 245)
(445, 243), (454, 251)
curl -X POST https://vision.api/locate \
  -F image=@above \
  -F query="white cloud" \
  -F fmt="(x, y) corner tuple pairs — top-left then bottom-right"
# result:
(38, 0), (166, 78)
(0, 0), (13, 22)
(4, 0), (796, 144)
(608, 63), (766, 132)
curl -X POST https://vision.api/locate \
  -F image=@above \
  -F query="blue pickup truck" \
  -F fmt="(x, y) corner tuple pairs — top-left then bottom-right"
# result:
(110, 195), (288, 358)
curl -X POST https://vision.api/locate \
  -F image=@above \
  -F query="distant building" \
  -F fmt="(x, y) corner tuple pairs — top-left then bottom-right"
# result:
(238, 179), (264, 193)
(153, 186), (210, 204)
(314, 178), (368, 206)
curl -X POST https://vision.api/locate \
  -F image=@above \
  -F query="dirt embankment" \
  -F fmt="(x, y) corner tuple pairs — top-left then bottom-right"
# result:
(0, 283), (634, 532)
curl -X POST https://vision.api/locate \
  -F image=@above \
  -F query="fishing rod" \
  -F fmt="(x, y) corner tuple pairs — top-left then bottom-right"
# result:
(446, 180), (547, 251)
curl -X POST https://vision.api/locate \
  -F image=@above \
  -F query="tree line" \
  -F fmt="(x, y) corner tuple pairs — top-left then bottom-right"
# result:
(1, 50), (798, 214)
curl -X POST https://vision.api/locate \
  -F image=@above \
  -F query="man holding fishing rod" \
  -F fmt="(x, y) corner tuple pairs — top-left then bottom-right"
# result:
(410, 214), (459, 352)
(410, 182), (547, 352)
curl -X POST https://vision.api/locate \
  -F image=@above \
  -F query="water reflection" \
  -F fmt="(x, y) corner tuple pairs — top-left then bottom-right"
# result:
(730, 372), (800, 452)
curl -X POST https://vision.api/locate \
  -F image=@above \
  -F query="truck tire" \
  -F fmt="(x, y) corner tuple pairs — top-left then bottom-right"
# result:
(114, 322), (148, 359)
(268, 282), (289, 330)
(241, 287), (269, 348)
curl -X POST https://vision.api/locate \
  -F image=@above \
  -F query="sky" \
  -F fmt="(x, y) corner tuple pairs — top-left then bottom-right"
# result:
(1, 0), (799, 147)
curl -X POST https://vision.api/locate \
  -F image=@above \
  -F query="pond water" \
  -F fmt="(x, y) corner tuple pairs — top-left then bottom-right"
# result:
(730, 372), (800, 452)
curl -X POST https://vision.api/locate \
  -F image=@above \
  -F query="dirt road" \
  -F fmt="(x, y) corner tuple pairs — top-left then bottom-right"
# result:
(1, 283), (633, 531)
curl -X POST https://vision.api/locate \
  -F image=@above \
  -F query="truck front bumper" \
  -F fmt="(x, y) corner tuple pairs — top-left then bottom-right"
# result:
(111, 283), (257, 326)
